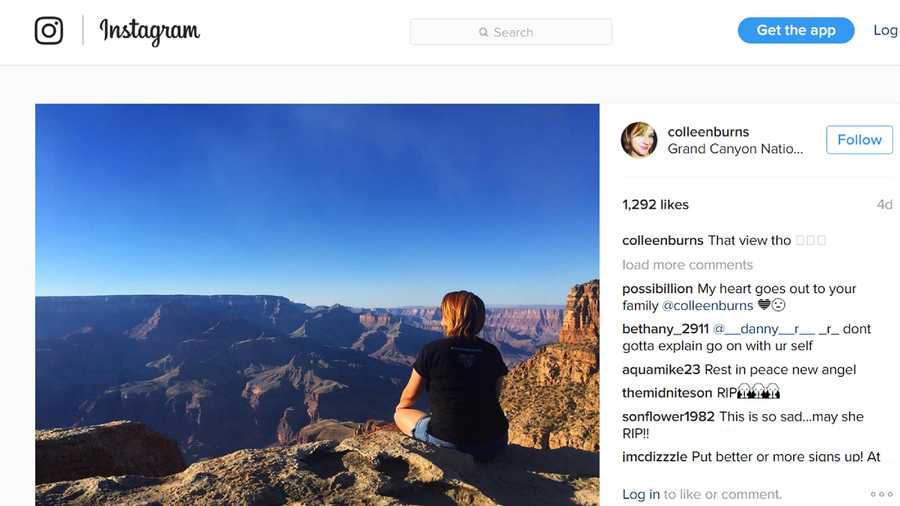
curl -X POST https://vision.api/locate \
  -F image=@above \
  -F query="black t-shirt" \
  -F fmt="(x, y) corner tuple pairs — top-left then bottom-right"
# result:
(413, 337), (509, 444)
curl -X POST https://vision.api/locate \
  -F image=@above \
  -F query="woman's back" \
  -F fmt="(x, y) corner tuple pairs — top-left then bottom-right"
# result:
(413, 337), (508, 444)
(394, 290), (509, 461)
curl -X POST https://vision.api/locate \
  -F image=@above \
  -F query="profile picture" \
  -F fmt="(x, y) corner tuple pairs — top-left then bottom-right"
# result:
(621, 121), (657, 158)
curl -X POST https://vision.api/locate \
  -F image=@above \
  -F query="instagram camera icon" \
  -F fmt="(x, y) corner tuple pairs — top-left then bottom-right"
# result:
(35, 17), (64, 45)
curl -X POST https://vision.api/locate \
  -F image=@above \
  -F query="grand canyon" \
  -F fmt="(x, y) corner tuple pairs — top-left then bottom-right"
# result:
(38, 293), (563, 460)
(36, 281), (598, 504)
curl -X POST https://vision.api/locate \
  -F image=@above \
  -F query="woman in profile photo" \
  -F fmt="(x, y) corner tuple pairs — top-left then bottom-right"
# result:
(393, 290), (509, 462)
(621, 121), (658, 158)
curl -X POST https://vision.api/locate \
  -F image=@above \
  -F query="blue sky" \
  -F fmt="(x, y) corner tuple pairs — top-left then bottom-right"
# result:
(36, 105), (598, 307)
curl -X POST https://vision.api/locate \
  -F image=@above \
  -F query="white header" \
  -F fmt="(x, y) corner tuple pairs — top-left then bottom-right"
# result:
(4, 1), (899, 66)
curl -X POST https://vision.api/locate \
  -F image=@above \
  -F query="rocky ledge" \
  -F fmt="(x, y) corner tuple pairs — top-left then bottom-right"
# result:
(36, 420), (186, 485)
(37, 429), (597, 506)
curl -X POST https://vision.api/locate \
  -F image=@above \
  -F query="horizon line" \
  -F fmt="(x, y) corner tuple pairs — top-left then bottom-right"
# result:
(34, 294), (565, 309)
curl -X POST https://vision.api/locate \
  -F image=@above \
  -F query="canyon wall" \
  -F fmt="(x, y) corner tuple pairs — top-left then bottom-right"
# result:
(501, 280), (599, 452)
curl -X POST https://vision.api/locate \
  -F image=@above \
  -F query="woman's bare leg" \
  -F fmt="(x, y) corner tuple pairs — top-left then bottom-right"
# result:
(394, 408), (427, 436)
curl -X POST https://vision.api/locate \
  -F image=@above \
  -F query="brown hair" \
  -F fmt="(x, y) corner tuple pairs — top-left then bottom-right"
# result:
(440, 291), (485, 338)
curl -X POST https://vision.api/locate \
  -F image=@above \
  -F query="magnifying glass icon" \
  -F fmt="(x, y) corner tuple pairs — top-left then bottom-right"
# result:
(479, 27), (489, 37)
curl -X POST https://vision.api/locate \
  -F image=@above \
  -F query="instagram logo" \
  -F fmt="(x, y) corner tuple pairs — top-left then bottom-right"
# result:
(35, 17), (64, 45)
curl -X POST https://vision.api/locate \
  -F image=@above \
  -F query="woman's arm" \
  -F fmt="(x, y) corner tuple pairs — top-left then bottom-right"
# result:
(395, 369), (425, 411)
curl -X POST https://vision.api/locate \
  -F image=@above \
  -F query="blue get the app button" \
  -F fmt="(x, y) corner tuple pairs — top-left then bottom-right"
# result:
(739, 17), (854, 44)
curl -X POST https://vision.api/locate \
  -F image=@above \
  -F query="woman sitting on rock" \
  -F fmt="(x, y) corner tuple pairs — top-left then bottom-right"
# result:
(394, 290), (509, 462)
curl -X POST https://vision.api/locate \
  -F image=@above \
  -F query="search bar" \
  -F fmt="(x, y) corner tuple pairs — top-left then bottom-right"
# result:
(410, 19), (612, 46)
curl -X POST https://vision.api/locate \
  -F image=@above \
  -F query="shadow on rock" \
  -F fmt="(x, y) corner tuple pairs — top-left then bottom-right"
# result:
(461, 444), (598, 506)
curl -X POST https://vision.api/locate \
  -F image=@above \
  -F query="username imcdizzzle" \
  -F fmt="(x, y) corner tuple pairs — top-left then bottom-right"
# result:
(99, 18), (200, 48)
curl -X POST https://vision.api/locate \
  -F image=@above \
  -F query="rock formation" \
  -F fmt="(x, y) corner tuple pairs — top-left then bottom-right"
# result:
(36, 420), (186, 485)
(278, 418), (400, 445)
(275, 407), (306, 444)
(36, 429), (597, 506)
(73, 337), (408, 462)
(353, 319), (443, 366)
(359, 312), (394, 328)
(559, 282), (599, 345)
(292, 419), (361, 444)
(501, 280), (599, 452)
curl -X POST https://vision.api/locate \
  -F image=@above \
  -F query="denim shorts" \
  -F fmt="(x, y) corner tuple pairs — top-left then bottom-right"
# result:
(412, 415), (507, 462)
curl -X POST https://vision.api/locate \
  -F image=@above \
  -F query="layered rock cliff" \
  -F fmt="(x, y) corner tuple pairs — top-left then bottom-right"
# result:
(558, 282), (599, 345)
(36, 428), (597, 506)
(500, 280), (599, 452)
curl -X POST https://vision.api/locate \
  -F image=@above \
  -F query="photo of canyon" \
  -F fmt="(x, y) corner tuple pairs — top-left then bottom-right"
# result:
(35, 104), (599, 505)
